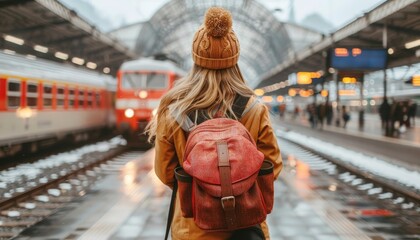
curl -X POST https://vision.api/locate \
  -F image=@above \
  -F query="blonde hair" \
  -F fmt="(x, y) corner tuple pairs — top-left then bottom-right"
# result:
(146, 64), (254, 143)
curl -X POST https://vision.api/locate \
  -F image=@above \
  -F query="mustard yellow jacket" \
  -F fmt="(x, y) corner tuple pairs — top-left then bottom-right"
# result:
(155, 98), (282, 240)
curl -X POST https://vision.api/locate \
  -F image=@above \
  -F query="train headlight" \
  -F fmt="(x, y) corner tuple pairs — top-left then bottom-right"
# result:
(152, 108), (158, 116)
(124, 108), (135, 118)
(138, 90), (148, 99)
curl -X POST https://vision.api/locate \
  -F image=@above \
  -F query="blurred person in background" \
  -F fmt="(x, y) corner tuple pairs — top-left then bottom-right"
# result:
(408, 100), (417, 127)
(342, 105), (350, 128)
(379, 98), (390, 130)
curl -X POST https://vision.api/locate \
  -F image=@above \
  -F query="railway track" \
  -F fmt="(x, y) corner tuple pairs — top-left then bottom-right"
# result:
(277, 130), (420, 238)
(0, 138), (139, 240)
(278, 134), (420, 205)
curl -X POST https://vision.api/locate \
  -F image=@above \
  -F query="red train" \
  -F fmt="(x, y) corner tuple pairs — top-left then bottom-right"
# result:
(0, 52), (115, 158)
(116, 58), (185, 145)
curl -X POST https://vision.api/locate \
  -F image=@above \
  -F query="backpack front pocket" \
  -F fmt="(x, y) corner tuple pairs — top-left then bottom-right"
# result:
(257, 160), (274, 213)
(175, 167), (193, 218)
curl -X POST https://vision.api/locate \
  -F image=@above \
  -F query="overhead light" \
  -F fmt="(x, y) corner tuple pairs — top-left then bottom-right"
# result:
(86, 62), (97, 69)
(54, 51), (68, 60)
(103, 67), (110, 74)
(405, 39), (420, 49)
(34, 45), (48, 53)
(72, 57), (85, 65)
(3, 49), (16, 55)
(26, 54), (37, 60)
(4, 35), (24, 45)
(254, 89), (264, 96)
(387, 48), (394, 55)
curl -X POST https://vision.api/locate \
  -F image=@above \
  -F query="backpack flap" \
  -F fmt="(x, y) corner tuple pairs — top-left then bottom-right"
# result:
(183, 118), (264, 197)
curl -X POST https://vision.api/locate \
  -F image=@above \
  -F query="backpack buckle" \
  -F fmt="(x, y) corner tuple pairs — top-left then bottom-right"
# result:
(221, 196), (235, 210)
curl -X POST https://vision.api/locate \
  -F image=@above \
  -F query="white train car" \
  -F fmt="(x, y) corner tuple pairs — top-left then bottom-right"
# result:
(0, 52), (115, 157)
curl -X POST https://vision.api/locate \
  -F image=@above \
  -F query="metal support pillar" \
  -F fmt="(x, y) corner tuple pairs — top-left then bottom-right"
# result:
(334, 71), (340, 127)
(382, 23), (391, 136)
(359, 76), (365, 129)
(382, 24), (388, 101)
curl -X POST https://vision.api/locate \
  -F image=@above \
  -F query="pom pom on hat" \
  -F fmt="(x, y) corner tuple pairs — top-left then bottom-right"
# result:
(204, 7), (232, 37)
(192, 6), (240, 69)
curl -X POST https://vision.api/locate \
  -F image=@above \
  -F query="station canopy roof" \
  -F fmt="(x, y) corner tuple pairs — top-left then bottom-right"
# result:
(0, 0), (137, 75)
(129, 0), (322, 88)
(257, 0), (420, 94)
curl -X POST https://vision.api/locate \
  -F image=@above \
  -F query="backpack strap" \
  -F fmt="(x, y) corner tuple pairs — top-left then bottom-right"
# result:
(231, 95), (250, 119)
(240, 96), (258, 119)
(164, 180), (177, 240)
(217, 141), (237, 229)
(170, 107), (196, 132)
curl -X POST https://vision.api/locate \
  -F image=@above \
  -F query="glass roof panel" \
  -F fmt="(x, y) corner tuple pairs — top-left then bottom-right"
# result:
(134, 0), (305, 87)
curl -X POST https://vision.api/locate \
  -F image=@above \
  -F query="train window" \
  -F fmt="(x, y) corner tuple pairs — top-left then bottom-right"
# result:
(8, 81), (20, 91)
(78, 90), (85, 108)
(147, 74), (167, 88)
(43, 85), (52, 94)
(27, 83), (38, 107)
(43, 99), (52, 106)
(57, 87), (65, 106)
(27, 84), (38, 93)
(122, 73), (168, 89)
(43, 85), (52, 107)
(68, 88), (75, 107)
(7, 81), (20, 108)
(87, 91), (93, 107)
(95, 92), (101, 107)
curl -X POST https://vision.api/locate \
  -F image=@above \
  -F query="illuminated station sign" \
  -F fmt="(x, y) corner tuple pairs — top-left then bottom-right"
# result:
(330, 48), (387, 70)
(413, 75), (420, 86)
(406, 75), (420, 86)
(296, 72), (321, 85)
(338, 71), (364, 84)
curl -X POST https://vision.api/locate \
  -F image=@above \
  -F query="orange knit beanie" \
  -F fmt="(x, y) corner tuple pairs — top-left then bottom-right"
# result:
(192, 7), (240, 70)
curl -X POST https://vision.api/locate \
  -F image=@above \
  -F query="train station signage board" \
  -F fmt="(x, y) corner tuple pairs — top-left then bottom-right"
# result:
(330, 48), (387, 70)
(405, 75), (420, 86)
(338, 71), (364, 83)
(413, 75), (420, 86)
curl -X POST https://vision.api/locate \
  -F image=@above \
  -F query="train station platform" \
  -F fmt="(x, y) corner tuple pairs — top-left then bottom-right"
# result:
(274, 111), (420, 172)
(279, 111), (420, 147)
(16, 149), (375, 240)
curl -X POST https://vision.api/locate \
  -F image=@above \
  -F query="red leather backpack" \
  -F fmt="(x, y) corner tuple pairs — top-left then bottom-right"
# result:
(170, 96), (274, 232)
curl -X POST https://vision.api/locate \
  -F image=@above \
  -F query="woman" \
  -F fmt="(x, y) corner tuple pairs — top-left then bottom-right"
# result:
(146, 6), (282, 240)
